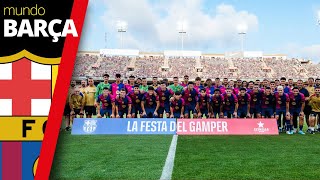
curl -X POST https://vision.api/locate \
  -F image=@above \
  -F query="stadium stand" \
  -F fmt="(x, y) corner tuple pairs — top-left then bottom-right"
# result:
(72, 51), (320, 80)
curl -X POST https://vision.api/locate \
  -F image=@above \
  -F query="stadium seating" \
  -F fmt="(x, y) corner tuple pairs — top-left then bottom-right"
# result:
(72, 54), (320, 80)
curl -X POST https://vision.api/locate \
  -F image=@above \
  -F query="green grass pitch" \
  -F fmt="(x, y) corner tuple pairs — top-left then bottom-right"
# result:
(51, 116), (320, 180)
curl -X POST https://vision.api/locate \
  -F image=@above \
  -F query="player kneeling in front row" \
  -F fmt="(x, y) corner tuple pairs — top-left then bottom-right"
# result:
(237, 88), (251, 118)
(209, 89), (224, 118)
(170, 92), (185, 118)
(289, 87), (305, 134)
(141, 86), (160, 118)
(308, 87), (320, 134)
(127, 85), (143, 118)
(96, 87), (115, 118)
(196, 89), (210, 118)
(115, 88), (132, 118)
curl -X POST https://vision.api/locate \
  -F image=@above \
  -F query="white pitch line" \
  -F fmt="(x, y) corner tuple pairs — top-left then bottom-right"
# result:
(160, 135), (178, 180)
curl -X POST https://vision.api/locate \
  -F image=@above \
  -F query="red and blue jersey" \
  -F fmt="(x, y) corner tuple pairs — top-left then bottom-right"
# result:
(261, 93), (275, 109)
(237, 93), (251, 108)
(274, 92), (289, 110)
(205, 86), (215, 95)
(181, 88), (198, 105)
(127, 91), (143, 107)
(142, 93), (159, 109)
(115, 95), (132, 111)
(248, 90), (263, 107)
(275, 86), (292, 94)
(96, 94), (115, 109)
(125, 84), (135, 94)
(170, 98), (185, 113)
(233, 88), (239, 95)
(215, 85), (226, 94)
(155, 88), (174, 107)
(223, 93), (238, 111)
(289, 92), (305, 109)
(180, 82), (188, 87)
(210, 94), (224, 111)
(197, 94), (210, 110)
(111, 82), (125, 97)
(194, 85), (204, 92)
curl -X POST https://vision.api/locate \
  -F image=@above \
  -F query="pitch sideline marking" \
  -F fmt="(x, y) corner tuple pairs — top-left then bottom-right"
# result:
(160, 135), (178, 180)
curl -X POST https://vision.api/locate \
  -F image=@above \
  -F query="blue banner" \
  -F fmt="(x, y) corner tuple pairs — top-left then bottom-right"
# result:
(71, 118), (177, 135)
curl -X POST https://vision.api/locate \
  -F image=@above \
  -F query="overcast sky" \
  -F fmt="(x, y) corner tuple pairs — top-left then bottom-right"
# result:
(79, 0), (320, 62)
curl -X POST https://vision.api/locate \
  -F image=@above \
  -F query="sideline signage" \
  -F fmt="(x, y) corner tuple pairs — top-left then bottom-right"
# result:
(176, 119), (278, 135)
(71, 118), (278, 135)
(71, 118), (176, 135)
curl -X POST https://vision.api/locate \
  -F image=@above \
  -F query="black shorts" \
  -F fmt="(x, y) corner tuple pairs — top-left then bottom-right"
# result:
(85, 106), (96, 116)
(304, 105), (312, 114)
(73, 109), (84, 116)
(64, 105), (71, 116)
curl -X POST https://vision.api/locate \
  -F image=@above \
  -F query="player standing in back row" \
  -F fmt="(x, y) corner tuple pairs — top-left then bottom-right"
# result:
(84, 77), (96, 118)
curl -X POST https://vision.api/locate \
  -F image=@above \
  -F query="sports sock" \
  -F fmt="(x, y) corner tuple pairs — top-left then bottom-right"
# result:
(286, 120), (291, 131)
(299, 125), (303, 131)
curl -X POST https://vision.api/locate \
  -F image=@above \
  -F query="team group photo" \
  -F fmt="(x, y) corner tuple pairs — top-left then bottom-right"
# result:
(51, 0), (320, 179)
(66, 75), (320, 135)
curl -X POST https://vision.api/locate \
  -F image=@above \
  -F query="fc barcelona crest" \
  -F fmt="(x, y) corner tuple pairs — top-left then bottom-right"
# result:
(0, 53), (60, 179)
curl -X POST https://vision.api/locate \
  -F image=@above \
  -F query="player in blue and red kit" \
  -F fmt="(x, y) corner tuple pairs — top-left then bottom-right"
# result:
(125, 75), (136, 93)
(127, 85), (144, 118)
(279, 77), (292, 94)
(274, 86), (291, 134)
(196, 89), (210, 118)
(96, 87), (115, 118)
(181, 82), (198, 118)
(111, 73), (125, 97)
(141, 86), (160, 118)
(261, 87), (276, 118)
(115, 88), (132, 118)
(222, 88), (238, 118)
(170, 92), (185, 118)
(237, 88), (251, 118)
(289, 87), (305, 134)
(248, 84), (263, 118)
(180, 75), (189, 87)
(205, 79), (215, 96)
(155, 81), (174, 118)
(209, 89), (224, 118)
(194, 77), (204, 92)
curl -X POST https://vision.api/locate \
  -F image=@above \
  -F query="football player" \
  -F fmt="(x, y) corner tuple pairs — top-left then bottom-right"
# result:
(96, 87), (115, 118)
(115, 88), (132, 118)
(274, 86), (291, 134)
(141, 86), (160, 118)
(237, 88), (251, 118)
(155, 81), (174, 118)
(170, 92), (185, 118)
(308, 87), (320, 134)
(181, 82), (198, 118)
(288, 87), (305, 134)
(222, 87), (238, 118)
(127, 85), (144, 118)
(196, 89), (210, 118)
(84, 77), (96, 118)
